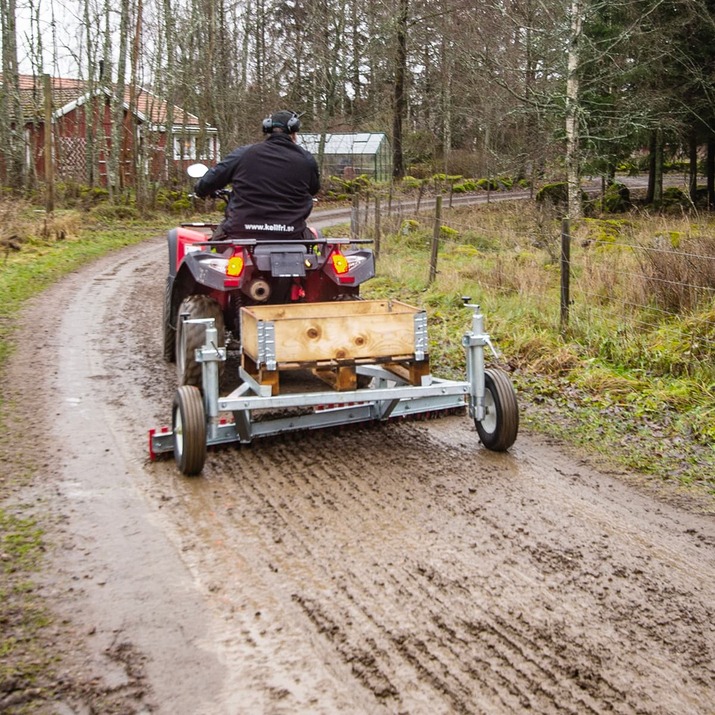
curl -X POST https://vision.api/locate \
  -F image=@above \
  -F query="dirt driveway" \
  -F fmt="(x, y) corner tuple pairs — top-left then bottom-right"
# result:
(3, 236), (714, 714)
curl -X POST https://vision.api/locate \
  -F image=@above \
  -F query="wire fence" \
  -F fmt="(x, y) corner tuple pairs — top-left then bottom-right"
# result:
(350, 191), (715, 360)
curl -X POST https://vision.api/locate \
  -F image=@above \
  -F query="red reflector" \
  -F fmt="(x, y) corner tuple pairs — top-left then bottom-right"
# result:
(224, 278), (240, 287)
(338, 276), (355, 284)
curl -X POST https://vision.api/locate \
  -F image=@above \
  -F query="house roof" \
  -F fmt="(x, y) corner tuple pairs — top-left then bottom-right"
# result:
(1, 74), (215, 132)
(298, 133), (388, 155)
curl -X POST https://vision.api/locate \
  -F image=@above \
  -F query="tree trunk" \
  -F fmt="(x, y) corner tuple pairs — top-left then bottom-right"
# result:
(565, 0), (583, 220)
(130, 0), (144, 206)
(392, 0), (408, 179)
(707, 139), (714, 211)
(109, 0), (130, 198)
(0, 0), (26, 190)
(653, 129), (663, 208)
(646, 130), (656, 204)
(688, 131), (698, 204)
(162, 0), (176, 183)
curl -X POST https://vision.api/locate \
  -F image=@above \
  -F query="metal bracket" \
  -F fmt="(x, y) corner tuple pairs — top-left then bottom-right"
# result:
(414, 311), (428, 361)
(257, 320), (277, 370)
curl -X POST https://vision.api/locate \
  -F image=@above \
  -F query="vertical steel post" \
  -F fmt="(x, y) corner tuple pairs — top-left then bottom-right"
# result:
(200, 322), (221, 441)
(462, 302), (487, 422)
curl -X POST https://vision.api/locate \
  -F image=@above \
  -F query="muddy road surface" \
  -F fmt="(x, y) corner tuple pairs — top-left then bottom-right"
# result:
(4, 235), (715, 714)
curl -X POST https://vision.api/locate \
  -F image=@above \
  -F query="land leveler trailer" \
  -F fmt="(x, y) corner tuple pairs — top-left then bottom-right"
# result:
(150, 299), (519, 475)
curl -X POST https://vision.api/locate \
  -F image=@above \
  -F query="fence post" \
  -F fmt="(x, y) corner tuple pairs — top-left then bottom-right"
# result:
(560, 218), (571, 333)
(374, 194), (381, 259)
(428, 195), (442, 284)
(351, 193), (360, 239)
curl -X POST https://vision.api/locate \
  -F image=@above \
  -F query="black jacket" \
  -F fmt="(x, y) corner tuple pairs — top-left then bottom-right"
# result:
(194, 133), (320, 239)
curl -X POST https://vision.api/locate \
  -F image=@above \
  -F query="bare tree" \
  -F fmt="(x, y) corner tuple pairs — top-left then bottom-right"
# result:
(392, 0), (408, 178)
(0, 0), (26, 189)
(108, 0), (130, 198)
(565, 0), (583, 219)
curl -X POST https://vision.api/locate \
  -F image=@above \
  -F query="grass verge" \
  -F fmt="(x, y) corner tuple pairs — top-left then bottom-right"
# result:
(0, 207), (164, 709)
(350, 202), (714, 495)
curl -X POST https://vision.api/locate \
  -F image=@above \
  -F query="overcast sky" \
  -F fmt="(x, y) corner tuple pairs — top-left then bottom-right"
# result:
(16, 0), (105, 78)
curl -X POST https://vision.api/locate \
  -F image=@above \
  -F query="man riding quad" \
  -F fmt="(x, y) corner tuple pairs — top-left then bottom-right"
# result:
(193, 110), (320, 242)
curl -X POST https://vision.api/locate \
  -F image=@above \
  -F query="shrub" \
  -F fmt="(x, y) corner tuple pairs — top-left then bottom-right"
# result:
(440, 225), (459, 239)
(400, 219), (421, 234)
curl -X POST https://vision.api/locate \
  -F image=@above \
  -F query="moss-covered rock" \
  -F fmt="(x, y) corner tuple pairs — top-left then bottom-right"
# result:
(476, 178), (500, 191)
(535, 182), (569, 207)
(602, 182), (631, 213)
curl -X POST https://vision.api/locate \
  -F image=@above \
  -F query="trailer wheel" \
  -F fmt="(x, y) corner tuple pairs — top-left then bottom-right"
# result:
(475, 368), (519, 451)
(173, 385), (206, 475)
(176, 295), (225, 388)
(162, 277), (176, 363)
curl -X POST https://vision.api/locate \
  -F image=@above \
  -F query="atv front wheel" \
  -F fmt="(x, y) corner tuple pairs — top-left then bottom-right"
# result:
(175, 295), (225, 388)
(474, 368), (519, 451)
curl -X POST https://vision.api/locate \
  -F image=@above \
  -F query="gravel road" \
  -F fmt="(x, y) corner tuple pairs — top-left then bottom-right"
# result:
(3, 233), (714, 714)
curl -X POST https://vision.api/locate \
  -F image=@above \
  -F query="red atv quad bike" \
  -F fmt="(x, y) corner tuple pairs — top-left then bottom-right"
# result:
(162, 164), (375, 387)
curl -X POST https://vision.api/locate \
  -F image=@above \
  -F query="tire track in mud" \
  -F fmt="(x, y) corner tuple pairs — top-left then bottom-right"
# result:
(86, 237), (715, 713)
(177, 425), (714, 715)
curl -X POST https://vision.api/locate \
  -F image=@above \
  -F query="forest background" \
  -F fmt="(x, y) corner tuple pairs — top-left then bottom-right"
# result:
(1, 0), (715, 214)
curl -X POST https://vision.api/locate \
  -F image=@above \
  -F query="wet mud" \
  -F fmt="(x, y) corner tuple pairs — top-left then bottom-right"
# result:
(3, 237), (714, 714)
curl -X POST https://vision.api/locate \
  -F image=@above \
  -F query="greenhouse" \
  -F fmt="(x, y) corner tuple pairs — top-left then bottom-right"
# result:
(298, 133), (391, 182)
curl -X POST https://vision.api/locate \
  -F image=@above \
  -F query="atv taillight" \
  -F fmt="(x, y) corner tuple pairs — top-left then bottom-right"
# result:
(224, 251), (244, 287)
(226, 253), (244, 277)
(330, 251), (349, 274)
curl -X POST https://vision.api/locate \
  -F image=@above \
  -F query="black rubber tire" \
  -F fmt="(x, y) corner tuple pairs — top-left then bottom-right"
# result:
(172, 385), (206, 476)
(162, 277), (176, 363)
(474, 368), (519, 451)
(175, 295), (225, 388)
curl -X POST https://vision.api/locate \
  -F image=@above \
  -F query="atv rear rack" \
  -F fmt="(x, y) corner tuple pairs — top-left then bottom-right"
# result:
(150, 300), (519, 475)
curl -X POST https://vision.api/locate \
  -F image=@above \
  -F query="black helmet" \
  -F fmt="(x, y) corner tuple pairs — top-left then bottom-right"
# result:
(262, 110), (301, 134)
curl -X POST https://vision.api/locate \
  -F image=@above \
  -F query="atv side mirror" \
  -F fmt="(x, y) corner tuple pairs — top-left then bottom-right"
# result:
(187, 163), (209, 179)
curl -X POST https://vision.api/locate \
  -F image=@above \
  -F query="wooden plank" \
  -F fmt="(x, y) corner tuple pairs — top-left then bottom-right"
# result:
(311, 366), (357, 391)
(242, 354), (280, 395)
(383, 359), (431, 386)
(242, 299), (417, 322)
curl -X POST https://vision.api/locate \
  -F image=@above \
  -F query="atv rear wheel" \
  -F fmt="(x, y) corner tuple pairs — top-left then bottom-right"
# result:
(474, 368), (519, 451)
(162, 277), (176, 363)
(175, 295), (225, 388)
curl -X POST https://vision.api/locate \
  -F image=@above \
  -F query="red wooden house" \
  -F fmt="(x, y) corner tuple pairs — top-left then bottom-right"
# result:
(6, 74), (219, 186)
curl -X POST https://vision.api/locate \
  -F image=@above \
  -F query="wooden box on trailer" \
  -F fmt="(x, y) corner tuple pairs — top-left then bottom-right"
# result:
(240, 299), (430, 392)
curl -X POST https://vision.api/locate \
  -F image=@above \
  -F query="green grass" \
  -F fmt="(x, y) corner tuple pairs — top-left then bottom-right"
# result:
(0, 207), (165, 707)
(360, 204), (715, 493)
